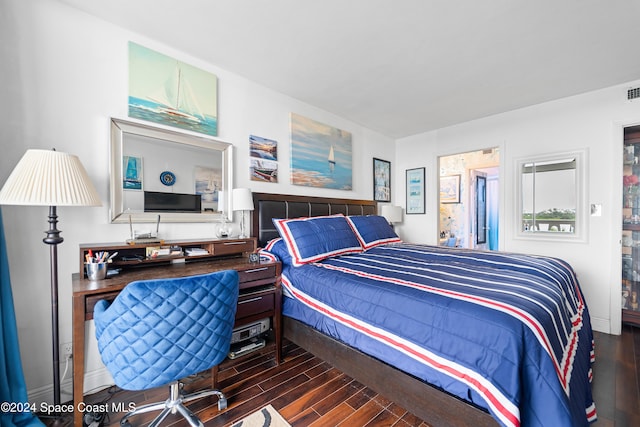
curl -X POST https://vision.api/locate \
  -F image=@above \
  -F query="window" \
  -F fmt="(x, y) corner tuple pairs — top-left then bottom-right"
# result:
(516, 150), (587, 241)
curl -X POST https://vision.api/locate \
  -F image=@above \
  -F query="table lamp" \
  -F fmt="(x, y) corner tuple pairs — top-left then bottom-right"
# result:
(380, 205), (403, 227)
(232, 188), (254, 238)
(0, 149), (101, 407)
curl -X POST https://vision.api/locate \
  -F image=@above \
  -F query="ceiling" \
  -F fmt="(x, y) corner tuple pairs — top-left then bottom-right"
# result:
(59, 0), (640, 139)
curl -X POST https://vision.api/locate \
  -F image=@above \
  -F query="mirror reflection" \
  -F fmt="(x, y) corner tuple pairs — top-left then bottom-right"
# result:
(110, 118), (233, 223)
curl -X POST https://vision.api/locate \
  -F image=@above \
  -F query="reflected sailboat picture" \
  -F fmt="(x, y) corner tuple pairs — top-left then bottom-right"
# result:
(123, 155), (142, 190)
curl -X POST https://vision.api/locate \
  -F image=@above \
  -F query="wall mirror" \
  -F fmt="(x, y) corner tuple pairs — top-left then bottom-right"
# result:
(110, 118), (233, 223)
(516, 149), (587, 241)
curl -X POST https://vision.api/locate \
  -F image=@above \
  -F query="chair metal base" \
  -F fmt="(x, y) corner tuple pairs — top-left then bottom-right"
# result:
(120, 381), (227, 427)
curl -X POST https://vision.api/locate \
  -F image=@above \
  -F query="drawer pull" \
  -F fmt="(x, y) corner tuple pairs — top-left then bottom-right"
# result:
(223, 241), (249, 245)
(238, 297), (263, 304)
(245, 267), (269, 273)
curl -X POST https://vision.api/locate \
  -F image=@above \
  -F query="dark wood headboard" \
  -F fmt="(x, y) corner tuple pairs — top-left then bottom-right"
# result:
(250, 192), (378, 247)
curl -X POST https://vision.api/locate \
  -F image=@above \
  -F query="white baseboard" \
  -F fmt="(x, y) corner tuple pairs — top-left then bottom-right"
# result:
(590, 316), (613, 335)
(28, 366), (114, 405)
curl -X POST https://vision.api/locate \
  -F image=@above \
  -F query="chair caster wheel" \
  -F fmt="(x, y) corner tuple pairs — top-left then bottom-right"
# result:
(218, 397), (227, 410)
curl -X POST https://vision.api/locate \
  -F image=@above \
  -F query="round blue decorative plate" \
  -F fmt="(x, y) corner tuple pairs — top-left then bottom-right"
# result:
(160, 171), (176, 186)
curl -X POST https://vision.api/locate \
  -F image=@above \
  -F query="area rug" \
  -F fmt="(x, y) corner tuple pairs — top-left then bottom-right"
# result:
(230, 404), (291, 427)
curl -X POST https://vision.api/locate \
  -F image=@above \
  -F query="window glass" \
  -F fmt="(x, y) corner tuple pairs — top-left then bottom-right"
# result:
(517, 151), (586, 240)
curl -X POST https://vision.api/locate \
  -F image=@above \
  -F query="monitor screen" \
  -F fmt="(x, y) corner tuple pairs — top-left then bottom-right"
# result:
(144, 191), (202, 213)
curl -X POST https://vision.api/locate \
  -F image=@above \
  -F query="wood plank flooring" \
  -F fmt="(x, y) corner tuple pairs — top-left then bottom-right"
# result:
(41, 326), (639, 426)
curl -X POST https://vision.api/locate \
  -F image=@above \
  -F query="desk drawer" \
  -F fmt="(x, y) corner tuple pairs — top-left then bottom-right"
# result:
(236, 293), (274, 319)
(85, 291), (120, 318)
(238, 265), (277, 283)
(212, 240), (255, 256)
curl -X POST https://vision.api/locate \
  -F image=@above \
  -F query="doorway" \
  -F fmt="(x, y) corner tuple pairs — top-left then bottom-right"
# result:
(438, 148), (500, 249)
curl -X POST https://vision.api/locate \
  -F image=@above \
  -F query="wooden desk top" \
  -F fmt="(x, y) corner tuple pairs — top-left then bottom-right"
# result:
(72, 257), (279, 297)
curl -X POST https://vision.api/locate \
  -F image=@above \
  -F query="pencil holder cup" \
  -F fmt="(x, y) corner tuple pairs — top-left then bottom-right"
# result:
(86, 263), (107, 281)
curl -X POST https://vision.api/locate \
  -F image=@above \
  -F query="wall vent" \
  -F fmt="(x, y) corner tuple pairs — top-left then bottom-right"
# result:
(628, 87), (640, 101)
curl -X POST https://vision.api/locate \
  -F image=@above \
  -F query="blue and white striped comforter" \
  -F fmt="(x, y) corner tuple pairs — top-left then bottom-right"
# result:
(278, 243), (596, 427)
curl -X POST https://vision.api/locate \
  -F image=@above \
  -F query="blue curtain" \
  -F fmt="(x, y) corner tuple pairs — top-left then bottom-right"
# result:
(0, 209), (44, 426)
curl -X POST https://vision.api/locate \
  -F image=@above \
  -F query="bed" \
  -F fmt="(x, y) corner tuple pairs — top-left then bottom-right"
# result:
(250, 192), (596, 427)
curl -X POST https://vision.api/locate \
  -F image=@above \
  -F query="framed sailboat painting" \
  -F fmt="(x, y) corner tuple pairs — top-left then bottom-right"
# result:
(290, 113), (352, 190)
(128, 42), (218, 136)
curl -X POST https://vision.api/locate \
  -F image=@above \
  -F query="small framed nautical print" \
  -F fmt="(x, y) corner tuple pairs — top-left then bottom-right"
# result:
(373, 158), (391, 202)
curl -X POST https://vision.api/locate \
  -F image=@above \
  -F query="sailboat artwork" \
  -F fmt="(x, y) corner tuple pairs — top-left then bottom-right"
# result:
(195, 166), (221, 211)
(328, 145), (336, 173)
(123, 155), (143, 190)
(149, 63), (205, 124)
(290, 113), (352, 190)
(128, 42), (218, 136)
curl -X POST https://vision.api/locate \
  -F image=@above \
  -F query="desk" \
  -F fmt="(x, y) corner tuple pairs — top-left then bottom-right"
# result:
(71, 238), (281, 426)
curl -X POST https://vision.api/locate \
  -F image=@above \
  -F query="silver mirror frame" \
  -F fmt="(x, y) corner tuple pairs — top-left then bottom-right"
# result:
(109, 117), (233, 223)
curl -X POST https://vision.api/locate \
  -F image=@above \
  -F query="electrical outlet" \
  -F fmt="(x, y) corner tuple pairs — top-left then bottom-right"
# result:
(62, 342), (73, 357)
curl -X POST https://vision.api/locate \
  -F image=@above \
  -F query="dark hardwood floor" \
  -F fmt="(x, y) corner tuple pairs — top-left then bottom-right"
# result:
(42, 326), (639, 426)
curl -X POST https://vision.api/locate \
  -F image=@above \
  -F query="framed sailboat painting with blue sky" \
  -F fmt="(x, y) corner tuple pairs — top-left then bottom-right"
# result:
(128, 42), (218, 136)
(290, 113), (352, 190)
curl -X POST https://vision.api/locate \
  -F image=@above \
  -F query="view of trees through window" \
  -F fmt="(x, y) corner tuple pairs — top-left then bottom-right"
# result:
(521, 158), (576, 233)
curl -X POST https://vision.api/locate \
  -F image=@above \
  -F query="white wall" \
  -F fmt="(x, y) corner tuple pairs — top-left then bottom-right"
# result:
(395, 82), (640, 337)
(0, 0), (394, 403)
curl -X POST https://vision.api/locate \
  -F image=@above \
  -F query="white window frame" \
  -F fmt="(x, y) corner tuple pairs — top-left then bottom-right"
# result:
(515, 149), (588, 242)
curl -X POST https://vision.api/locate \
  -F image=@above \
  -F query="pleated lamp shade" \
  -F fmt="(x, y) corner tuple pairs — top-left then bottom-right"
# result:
(0, 149), (101, 206)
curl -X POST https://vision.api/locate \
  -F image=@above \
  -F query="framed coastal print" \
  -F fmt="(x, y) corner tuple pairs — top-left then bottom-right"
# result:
(406, 167), (425, 214)
(122, 155), (143, 190)
(290, 113), (352, 190)
(373, 158), (391, 202)
(440, 174), (461, 204)
(250, 134), (278, 183)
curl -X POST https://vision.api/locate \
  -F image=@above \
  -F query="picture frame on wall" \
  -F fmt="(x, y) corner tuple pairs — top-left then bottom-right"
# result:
(440, 174), (461, 204)
(128, 42), (219, 137)
(406, 167), (425, 214)
(290, 113), (353, 190)
(373, 158), (391, 202)
(123, 155), (143, 191)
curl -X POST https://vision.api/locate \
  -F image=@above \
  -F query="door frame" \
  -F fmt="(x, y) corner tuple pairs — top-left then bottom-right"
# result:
(611, 120), (640, 335)
(437, 148), (500, 249)
(470, 170), (488, 249)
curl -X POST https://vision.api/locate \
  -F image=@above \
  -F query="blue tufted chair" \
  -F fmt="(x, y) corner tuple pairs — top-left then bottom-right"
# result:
(94, 270), (239, 427)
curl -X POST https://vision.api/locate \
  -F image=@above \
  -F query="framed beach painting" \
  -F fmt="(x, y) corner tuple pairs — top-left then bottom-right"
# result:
(440, 174), (461, 203)
(128, 42), (218, 136)
(290, 113), (352, 190)
(373, 158), (391, 202)
(406, 167), (425, 214)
